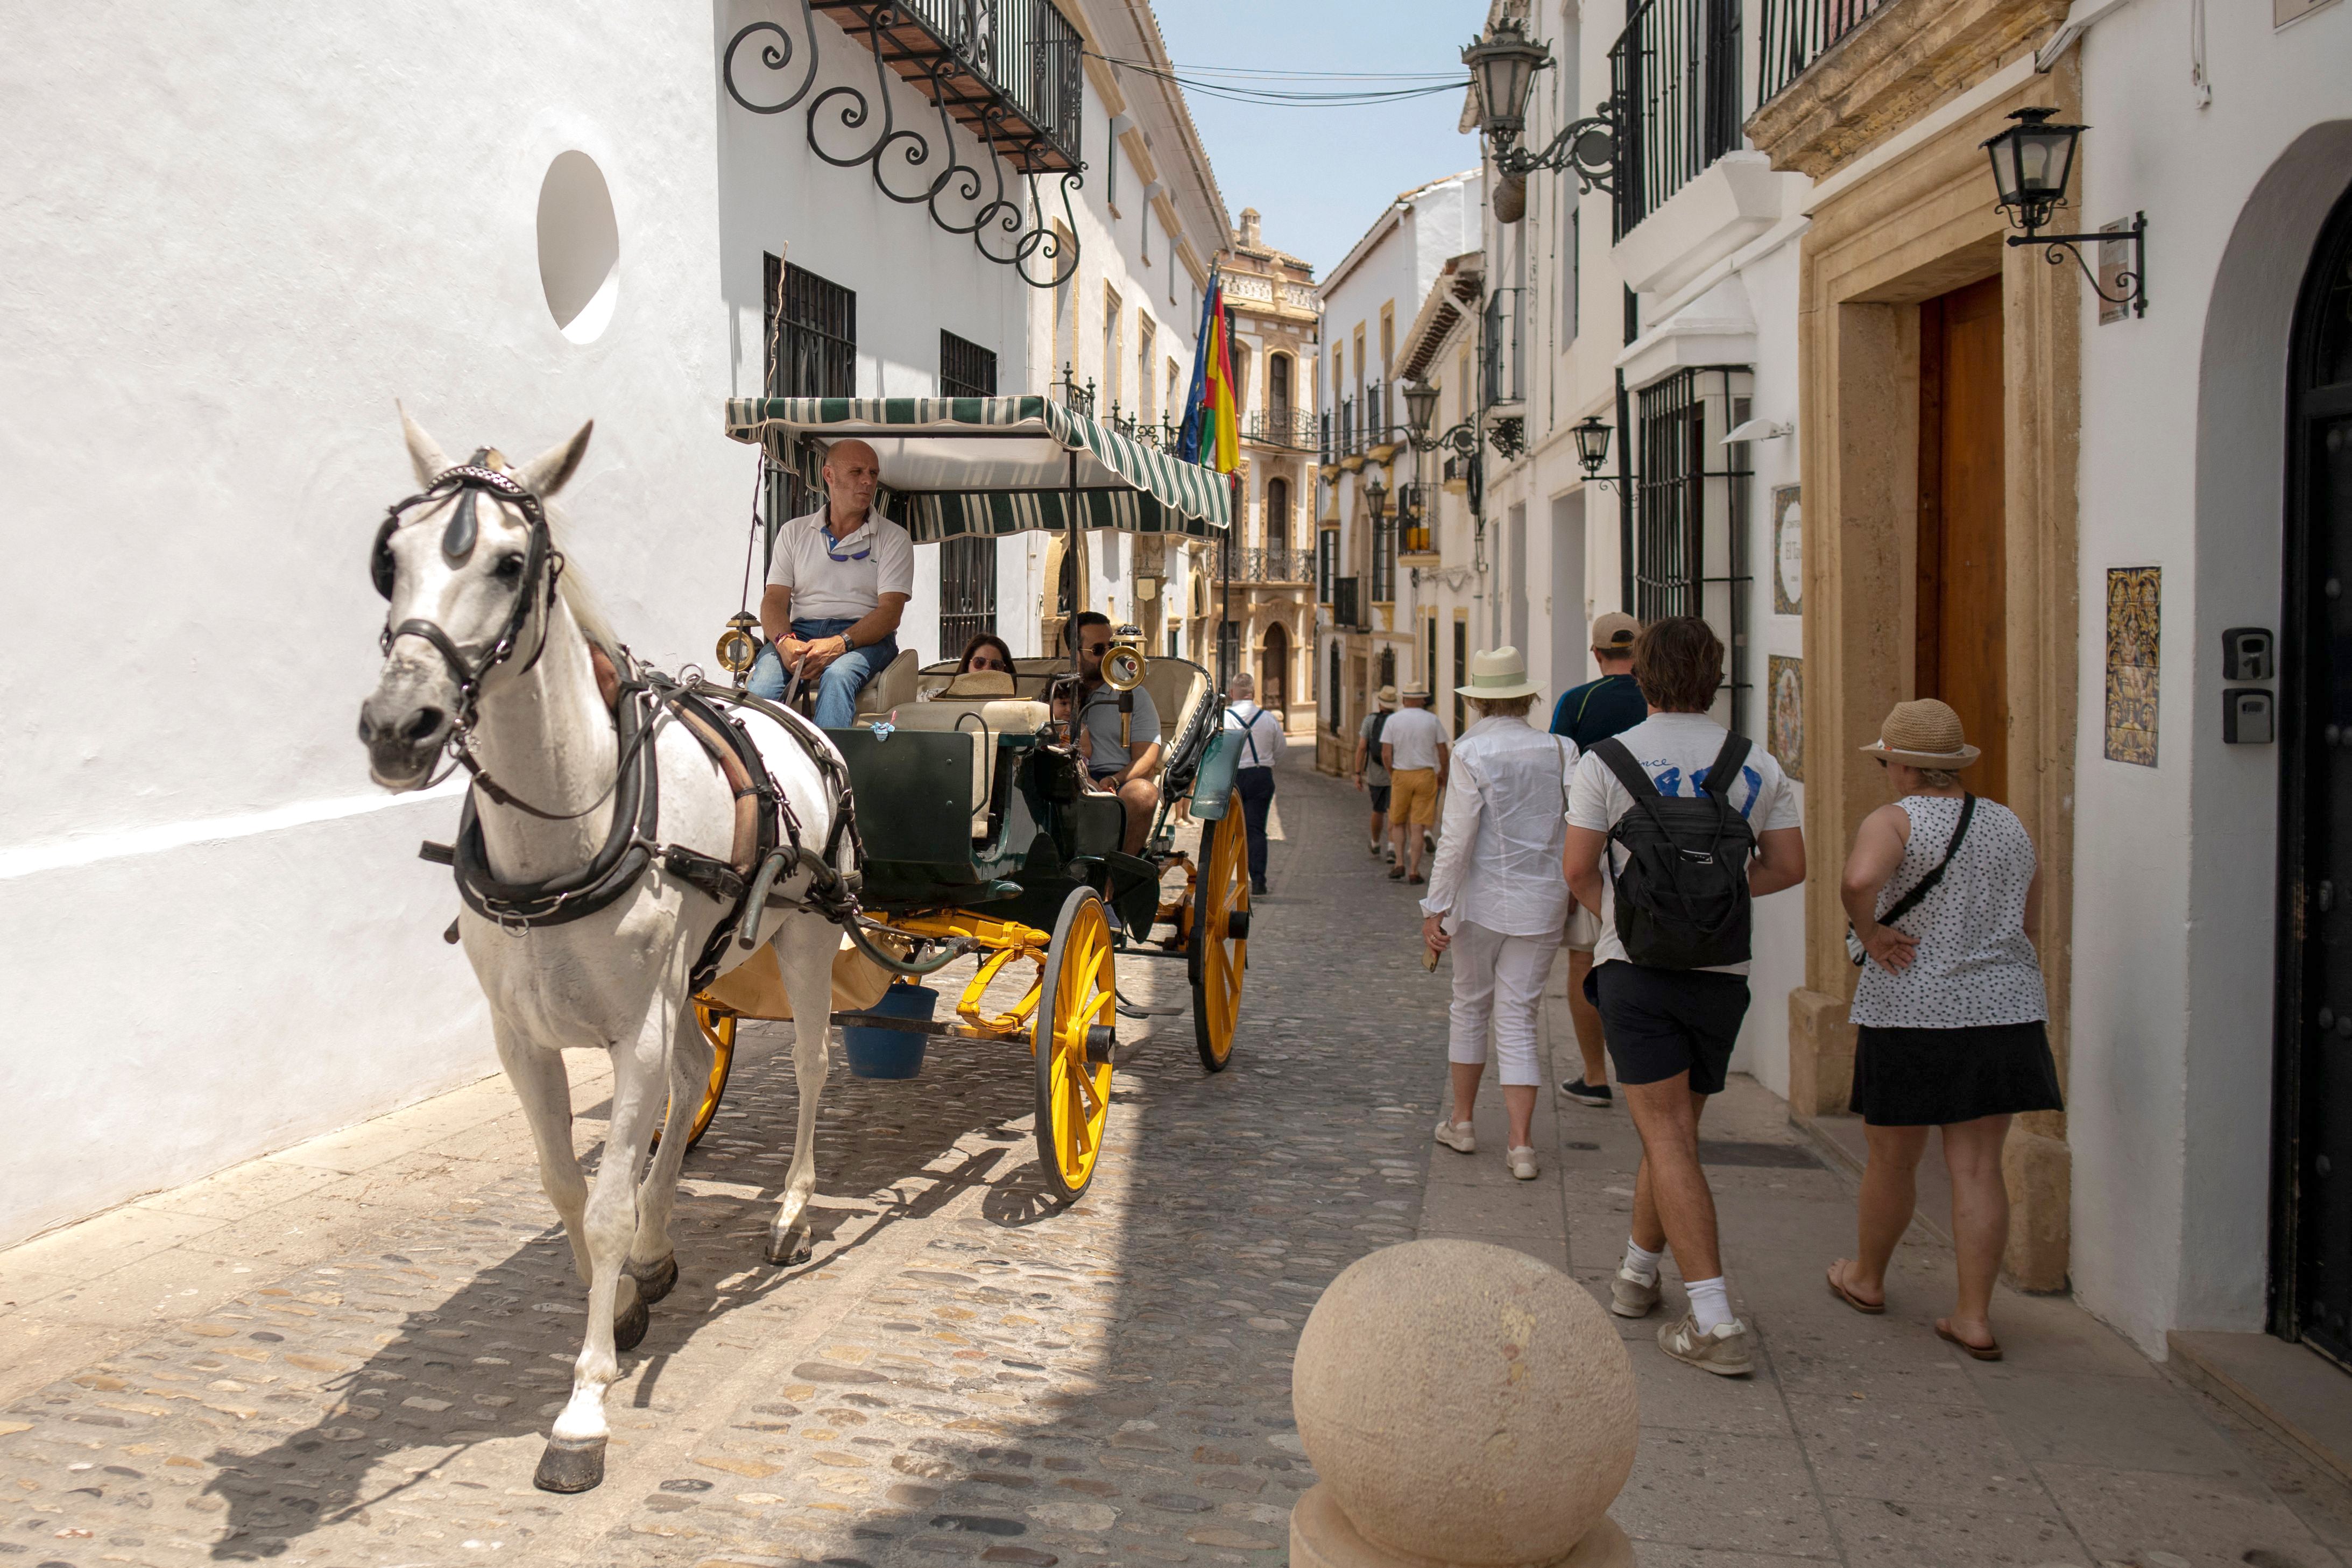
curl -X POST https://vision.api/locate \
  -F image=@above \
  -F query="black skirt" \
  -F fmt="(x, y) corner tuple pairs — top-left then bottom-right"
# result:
(1849, 1020), (2064, 1127)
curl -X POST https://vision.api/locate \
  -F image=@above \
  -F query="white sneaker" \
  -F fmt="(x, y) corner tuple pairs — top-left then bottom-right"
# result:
(1608, 1269), (1662, 1318)
(1656, 1312), (1754, 1376)
(1433, 1119), (1477, 1154)
(1384, 844), (1397, 864)
(1507, 1146), (1538, 1180)
(1368, 838), (1383, 857)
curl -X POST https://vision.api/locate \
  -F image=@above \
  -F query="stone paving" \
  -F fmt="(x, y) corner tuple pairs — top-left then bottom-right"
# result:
(7, 749), (2352, 1567)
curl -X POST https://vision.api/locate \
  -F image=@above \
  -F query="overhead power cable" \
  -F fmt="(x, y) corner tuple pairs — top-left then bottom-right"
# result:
(1088, 51), (1470, 108)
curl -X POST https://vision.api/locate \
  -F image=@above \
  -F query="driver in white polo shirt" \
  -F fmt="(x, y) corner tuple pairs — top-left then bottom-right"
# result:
(749, 438), (916, 729)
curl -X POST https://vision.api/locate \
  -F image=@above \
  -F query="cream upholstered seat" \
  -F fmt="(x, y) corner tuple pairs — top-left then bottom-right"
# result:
(884, 690), (1051, 837)
(852, 648), (923, 719)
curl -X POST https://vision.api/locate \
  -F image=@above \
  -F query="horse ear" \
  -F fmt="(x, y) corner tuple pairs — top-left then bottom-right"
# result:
(516, 420), (594, 499)
(398, 401), (452, 487)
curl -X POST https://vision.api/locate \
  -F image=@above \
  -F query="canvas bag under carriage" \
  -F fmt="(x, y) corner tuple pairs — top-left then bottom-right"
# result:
(1591, 733), (1758, 970)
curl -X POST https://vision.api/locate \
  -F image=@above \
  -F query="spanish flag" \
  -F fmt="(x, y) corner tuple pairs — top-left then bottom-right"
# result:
(1177, 265), (1239, 474)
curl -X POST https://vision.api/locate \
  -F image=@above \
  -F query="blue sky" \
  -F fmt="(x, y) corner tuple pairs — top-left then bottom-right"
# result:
(1144, 0), (1488, 277)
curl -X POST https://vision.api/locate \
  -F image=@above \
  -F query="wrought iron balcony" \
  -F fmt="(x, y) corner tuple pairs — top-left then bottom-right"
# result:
(1610, 0), (1743, 239)
(1239, 547), (1313, 584)
(1244, 409), (1318, 451)
(1758, 0), (1887, 104)
(1398, 523), (1435, 556)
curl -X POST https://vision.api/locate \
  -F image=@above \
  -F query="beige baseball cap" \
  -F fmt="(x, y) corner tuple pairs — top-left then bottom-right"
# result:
(1591, 611), (1640, 653)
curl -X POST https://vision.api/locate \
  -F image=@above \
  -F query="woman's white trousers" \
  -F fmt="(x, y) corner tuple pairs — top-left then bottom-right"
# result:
(1446, 921), (1558, 1086)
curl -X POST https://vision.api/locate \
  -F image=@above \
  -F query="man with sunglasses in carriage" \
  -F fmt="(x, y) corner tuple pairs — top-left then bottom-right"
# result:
(748, 437), (914, 728)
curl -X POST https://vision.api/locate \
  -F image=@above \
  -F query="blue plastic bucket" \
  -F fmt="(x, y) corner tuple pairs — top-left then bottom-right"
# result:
(842, 983), (936, 1079)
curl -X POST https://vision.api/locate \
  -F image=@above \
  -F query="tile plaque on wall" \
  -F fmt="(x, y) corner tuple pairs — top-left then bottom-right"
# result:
(1768, 655), (1804, 782)
(1771, 486), (1803, 616)
(2104, 566), (2160, 767)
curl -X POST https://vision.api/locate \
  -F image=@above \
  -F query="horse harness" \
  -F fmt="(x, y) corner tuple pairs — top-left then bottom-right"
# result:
(381, 458), (865, 987)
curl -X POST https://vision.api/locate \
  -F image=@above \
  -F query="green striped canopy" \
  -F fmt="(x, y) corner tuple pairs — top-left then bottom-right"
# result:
(723, 396), (1233, 540)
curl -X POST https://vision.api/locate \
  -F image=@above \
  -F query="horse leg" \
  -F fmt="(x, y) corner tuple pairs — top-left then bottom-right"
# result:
(496, 1023), (592, 1286)
(626, 1002), (713, 1307)
(766, 915), (838, 1267)
(534, 1001), (670, 1494)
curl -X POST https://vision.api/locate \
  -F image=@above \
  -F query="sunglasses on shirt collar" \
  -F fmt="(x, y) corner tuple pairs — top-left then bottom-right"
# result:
(822, 529), (872, 563)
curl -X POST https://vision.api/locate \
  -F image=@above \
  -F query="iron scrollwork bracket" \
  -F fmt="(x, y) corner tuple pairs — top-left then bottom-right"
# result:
(1494, 101), (1618, 195)
(722, 0), (1082, 289)
(2008, 210), (2147, 319)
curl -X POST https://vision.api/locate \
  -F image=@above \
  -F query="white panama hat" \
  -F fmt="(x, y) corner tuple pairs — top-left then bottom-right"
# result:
(1455, 646), (1543, 702)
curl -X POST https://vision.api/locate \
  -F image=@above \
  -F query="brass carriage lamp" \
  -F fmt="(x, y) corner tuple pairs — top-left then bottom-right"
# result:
(1101, 623), (1149, 693)
(1572, 415), (1613, 479)
(1402, 380), (1442, 449)
(715, 611), (762, 683)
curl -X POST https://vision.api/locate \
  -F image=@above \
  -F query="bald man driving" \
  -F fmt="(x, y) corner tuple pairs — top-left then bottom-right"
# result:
(749, 437), (915, 729)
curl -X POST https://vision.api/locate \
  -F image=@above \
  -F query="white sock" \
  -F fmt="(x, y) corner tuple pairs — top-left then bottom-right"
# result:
(1620, 1240), (1663, 1286)
(1686, 1276), (1734, 1334)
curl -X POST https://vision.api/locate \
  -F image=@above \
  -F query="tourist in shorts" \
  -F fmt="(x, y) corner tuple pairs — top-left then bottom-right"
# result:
(1355, 684), (1399, 861)
(1380, 688), (1447, 885)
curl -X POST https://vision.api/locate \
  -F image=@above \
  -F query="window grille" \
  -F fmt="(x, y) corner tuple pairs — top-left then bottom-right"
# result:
(764, 256), (856, 536)
(1371, 514), (1396, 604)
(1327, 640), (1343, 734)
(939, 535), (997, 656)
(1610, 0), (1743, 240)
(1483, 291), (1524, 405)
(1453, 619), (1470, 734)
(1633, 367), (1754, 726)
(1318, 528), (1336, 604)
(940, 330), (997, 399)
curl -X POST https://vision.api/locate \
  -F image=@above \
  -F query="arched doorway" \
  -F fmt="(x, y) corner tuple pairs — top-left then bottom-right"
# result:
(1260, 620), (1291, 715)
(2276, 177), (2352, 1365)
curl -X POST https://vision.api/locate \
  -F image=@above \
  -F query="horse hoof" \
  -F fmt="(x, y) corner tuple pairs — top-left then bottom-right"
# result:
(613, 1292), (651, 1353)
(533, 1435), (606, 1494)
(626, 1253), (679, 1306)
(764, 1226), (811, 1267)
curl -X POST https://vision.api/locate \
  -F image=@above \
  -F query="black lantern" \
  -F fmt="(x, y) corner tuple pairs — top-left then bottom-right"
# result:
(1463, 19), (1546, 143)
(1363, 471), (1389, 520)
(1402, 380), (1442, 446)
(1572, 415), (1613, 478)
(1981, 108), (2081, 234)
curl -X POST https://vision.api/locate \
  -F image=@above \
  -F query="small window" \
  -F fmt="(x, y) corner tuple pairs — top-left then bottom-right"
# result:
(763, 255), (856, 533)
(1634, 366), (1754, 725)
(1269, 354), (1292, 417)
(940, 330), (997, 398)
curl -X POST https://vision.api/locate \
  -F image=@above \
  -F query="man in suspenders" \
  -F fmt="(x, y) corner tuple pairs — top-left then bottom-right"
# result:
(1223, 673), (1286, 894)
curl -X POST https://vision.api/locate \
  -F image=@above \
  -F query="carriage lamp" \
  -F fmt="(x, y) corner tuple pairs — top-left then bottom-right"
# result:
(1102, 623), (1148, 693)
(715, 611), (762, 682)
(1982, 107), (2147, 317)
(1402, 380), (1442, 447)
(1572, 415), (1613, 478)
(1463, 18), (1617, 194)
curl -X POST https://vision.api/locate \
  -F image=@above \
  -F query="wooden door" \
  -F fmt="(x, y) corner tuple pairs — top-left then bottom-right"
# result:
(1261, 621), (1291, 715)
(1917, 276), (2008, 800)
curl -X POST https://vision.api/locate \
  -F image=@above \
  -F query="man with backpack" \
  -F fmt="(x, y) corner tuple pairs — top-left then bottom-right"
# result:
(1562, 617), (1806, 1376)
(1354, 685), (1399, 862)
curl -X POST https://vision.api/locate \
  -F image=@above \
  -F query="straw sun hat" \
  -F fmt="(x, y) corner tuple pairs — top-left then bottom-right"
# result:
(1859, 698), (1982, 769)
(1375, 684), (1400, 709)
(1454, 646), (1543, 702)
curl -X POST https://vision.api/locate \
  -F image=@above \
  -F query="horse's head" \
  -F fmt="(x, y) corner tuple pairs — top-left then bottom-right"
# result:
(358, 406), (594, 789)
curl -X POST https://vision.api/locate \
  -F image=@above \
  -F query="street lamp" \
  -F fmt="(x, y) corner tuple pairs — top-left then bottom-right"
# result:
(1462, 18), (1617, 195)
(1402, 380), (1442, 448)
(1981, 107), (2147, 318)
(1363, 471), (1388, 521)
(1572, 415), (1613, 479)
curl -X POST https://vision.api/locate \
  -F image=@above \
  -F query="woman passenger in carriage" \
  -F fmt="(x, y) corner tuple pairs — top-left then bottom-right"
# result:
(954, 633), (1016, 677)
(748, 437), (914, 727)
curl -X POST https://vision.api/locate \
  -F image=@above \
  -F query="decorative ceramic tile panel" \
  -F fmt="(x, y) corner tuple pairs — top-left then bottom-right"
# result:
(1771, 486), (1803, 616)
(1769, 655), (1804, 782)
(2105, 566), (2160, 766)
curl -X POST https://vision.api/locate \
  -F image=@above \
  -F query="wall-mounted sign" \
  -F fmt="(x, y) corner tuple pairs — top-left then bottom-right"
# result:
(1771, 486), (1803, 616)
(1768, 655), (1804, 782)
(2104, 566), (2161, 767)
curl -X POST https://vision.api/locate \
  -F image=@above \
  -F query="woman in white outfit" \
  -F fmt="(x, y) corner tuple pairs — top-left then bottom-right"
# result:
(1419, 648), (1580, 1181)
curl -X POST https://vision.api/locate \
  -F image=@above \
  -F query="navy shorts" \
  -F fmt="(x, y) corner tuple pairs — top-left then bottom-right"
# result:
(1368, 784), (1392, 813)
(1588, 960), (1751, 1095)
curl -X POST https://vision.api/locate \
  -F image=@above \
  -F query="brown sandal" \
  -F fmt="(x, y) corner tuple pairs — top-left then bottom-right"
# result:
(1935, 1318), (2003, 1361)
(1826, 1261), (1886, 1315)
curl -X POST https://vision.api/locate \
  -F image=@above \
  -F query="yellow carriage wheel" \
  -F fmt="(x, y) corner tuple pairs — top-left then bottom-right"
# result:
(653, 1001), (737, 1154)
(1034, 888), (1116, 1203)
(1188, 795), (1249, 1073)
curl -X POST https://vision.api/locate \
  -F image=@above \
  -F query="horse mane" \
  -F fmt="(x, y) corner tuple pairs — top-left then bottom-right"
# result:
(541, 497), (621, 658)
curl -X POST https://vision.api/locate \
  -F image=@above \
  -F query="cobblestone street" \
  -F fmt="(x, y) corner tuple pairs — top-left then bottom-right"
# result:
(8, 751), (2352, 1567)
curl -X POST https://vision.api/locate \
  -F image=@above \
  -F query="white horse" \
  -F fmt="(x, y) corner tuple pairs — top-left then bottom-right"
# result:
(358, 409), (844, 1493)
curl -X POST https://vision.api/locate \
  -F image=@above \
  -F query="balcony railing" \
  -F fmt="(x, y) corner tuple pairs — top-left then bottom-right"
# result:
(1320, 384), (1403, 462)
(1244, 409), (1318, 450)
(1398, 523), (1434, 556)
(1758, 0), (1886, 105)
(1239, 547), (1313, 583)
(819, 0), (1085, 170)
(1611, 0), (1744, 239)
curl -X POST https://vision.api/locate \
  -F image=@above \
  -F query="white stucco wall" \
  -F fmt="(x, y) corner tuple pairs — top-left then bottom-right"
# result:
(0, 1), (1089, 1247)
(2067, 0), (2352, 1352)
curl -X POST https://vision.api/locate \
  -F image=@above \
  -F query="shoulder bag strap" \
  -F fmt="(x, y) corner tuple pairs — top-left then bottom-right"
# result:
(1699, 733), (1753, 801)
(1555, 738), (1572, 818)
(1878, 794), (1978, 928)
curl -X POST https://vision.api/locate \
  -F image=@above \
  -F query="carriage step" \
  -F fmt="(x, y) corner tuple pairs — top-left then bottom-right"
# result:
(1116, 993), (1184, 1019)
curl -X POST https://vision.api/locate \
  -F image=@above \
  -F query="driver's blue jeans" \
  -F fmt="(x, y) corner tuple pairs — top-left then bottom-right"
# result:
(748, 617), (899, 729)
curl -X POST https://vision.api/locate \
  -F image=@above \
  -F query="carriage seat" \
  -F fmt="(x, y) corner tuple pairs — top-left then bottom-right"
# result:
(851, 648), (923, 719)
(882, 687), (1051, 837)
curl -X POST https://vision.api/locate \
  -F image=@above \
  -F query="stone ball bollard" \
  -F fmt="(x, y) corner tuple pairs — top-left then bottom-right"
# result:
(1290, 1238), (1640, 1568)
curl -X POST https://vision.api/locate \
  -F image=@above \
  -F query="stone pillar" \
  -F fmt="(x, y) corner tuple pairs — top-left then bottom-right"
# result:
(1289, 1239), (1638, 1568)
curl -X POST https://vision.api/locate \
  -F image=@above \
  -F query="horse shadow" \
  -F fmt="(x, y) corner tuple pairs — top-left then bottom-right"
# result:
(199, 1020), (1057, 1559)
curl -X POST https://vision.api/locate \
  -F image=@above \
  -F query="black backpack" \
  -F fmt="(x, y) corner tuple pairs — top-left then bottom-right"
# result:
(1591, 733), (1757, 970)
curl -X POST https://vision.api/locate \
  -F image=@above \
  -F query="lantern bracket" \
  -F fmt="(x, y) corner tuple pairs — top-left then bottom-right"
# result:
(2007, 209), (2146, 319)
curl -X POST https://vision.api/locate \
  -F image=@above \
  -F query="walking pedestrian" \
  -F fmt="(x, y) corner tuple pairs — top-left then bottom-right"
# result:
(1380, 688), (1448, 885)
(1355, 685), (1400, 863)
(1420, 648), (1578, 1183)
(1549, 612), (1647, 1112)
(1825, 700), (2061, 1362)
(1223, 673), (1284, 895)
(1562, 617), (1806, 1376)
